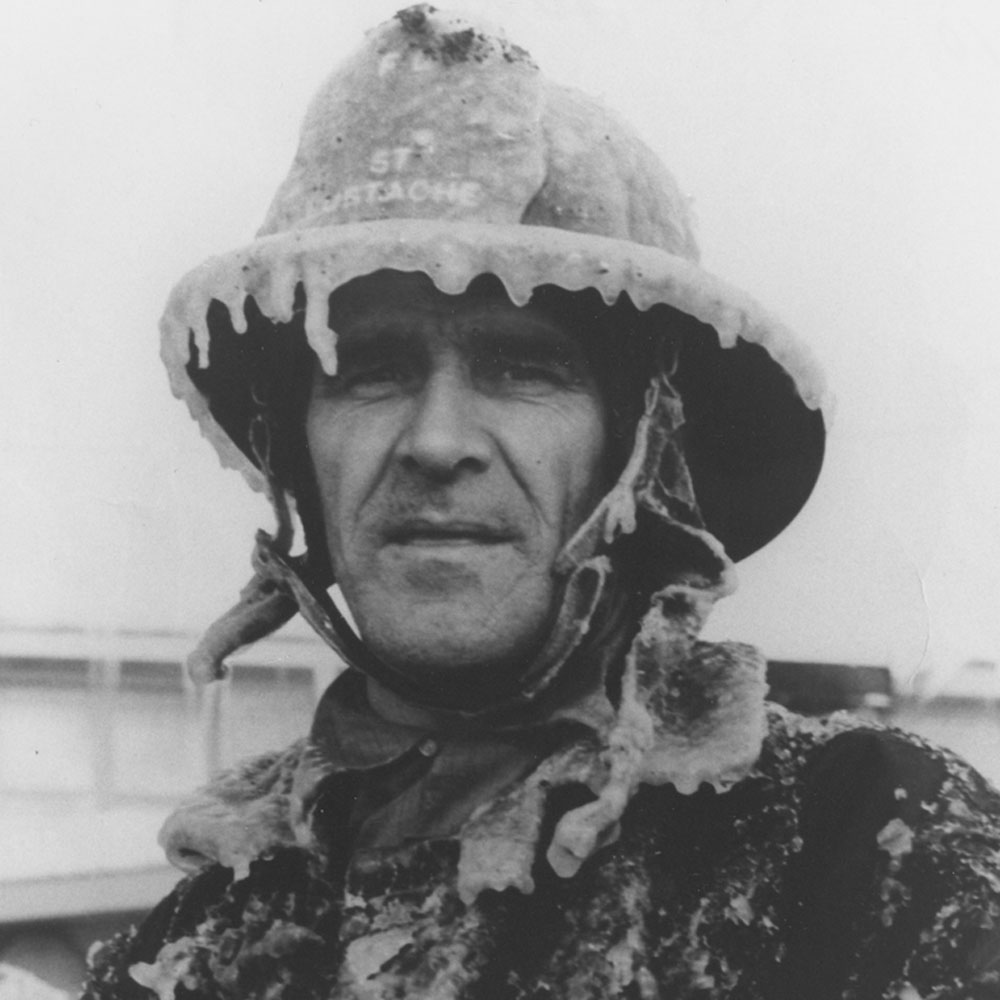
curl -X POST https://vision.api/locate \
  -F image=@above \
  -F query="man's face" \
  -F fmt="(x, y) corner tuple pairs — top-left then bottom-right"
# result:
(305, 271), (609, 698)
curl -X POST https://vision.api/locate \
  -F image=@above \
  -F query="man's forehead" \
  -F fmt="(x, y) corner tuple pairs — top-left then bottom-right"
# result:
(329, 270), (582, 347)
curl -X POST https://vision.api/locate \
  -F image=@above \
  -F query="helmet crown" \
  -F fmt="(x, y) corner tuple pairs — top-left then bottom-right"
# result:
(259, 5), (698, 260)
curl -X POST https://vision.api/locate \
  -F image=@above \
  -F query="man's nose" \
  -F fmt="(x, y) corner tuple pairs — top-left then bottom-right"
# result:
(396, 371), (491, 477)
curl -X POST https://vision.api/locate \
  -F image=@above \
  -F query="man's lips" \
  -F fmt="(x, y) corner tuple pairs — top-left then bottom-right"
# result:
(382, 517), (516, 546)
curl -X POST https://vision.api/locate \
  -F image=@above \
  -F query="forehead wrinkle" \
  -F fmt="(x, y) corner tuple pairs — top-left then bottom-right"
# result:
(333, 324), (415, 361)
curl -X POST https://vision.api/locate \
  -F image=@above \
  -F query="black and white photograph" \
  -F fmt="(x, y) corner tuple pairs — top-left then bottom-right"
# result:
(2, 2), (999, 997)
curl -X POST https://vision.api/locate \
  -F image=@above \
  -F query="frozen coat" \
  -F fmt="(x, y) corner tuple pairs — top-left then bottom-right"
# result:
(82, 692), (1000, 1000)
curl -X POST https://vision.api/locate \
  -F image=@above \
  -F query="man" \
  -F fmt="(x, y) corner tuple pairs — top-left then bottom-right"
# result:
(83, 7), (1000, 999)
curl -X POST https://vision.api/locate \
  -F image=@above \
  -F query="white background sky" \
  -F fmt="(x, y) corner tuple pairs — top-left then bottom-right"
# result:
(1, 0), (998, 685)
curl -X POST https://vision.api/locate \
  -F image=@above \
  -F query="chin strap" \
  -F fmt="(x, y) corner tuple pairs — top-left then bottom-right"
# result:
(185, 544), (299, 684)
(185, 404), (369, 684)
(185, 528), (371, 685)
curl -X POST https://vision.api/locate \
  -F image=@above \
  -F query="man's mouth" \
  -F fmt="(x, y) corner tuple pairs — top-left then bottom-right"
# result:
(383, 517), (514, 546)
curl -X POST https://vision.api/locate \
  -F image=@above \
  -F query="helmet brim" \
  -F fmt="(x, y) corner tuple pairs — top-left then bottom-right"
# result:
(161, 218), (827, 561)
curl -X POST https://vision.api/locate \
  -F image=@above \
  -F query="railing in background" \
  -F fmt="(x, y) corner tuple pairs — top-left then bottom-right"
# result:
(766, 661), (893, 720)
(0, 627), (342, 807)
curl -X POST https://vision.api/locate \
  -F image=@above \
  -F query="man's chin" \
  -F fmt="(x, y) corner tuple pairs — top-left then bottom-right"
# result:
(370, 624), (520, 677)
(343, 558), (557, 705)
(357, 609), (547, 708)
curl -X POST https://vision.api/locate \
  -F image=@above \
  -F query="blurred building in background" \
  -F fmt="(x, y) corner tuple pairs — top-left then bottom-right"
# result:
(0, 627), (338, 995)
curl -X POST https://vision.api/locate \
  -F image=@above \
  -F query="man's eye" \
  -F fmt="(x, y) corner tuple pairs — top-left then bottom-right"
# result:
(503, 363), (563, 384)
(477, 356), (574, 389)
(335, 363), (410, 394)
